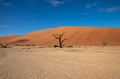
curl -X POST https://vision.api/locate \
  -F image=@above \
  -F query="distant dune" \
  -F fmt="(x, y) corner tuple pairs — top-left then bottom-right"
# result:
(0, 26), (120, 46)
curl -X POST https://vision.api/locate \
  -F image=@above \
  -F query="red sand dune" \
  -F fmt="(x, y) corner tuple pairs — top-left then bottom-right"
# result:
(0, 26), (120, 46)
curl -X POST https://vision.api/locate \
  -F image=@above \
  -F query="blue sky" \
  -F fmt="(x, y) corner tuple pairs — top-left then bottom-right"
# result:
(0, 0), (120, 36)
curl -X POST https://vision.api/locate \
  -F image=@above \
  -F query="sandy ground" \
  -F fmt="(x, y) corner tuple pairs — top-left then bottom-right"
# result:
(0, 46), (120, 79)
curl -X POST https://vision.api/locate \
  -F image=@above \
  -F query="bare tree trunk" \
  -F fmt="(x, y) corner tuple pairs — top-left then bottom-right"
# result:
(59, 38), (62, 48)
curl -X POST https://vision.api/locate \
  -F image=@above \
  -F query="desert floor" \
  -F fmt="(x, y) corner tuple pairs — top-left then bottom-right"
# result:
(0, 46), (120, 79)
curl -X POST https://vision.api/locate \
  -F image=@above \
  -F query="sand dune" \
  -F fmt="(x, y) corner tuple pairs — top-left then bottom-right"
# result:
(0, 46), (120, 79)
(0, 26), (120, 46)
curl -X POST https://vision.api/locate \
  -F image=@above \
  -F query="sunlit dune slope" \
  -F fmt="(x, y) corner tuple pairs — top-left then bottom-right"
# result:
(0, 26), (120, 46)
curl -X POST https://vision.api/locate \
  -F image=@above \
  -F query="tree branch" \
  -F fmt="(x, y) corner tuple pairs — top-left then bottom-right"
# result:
(52, 34), (59, 39)
(62, 39), (67, 43)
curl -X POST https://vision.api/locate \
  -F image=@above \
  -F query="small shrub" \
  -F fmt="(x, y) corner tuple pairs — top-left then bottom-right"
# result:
(0, 45), (8, 48)
(102, 42), (107, 46)
(26, 44), (31, 46)
(2, 46), (8, 48)
(67, 45), (73, 48)
(53, 45), (59, 48)
(15, 44), (18, 46)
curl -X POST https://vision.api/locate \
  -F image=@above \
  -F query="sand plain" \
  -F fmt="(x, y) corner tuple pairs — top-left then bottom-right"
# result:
(0, 46), (120, 79)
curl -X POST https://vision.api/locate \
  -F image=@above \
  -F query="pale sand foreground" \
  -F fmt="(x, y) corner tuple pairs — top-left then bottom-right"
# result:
(0, 46), (120, 79)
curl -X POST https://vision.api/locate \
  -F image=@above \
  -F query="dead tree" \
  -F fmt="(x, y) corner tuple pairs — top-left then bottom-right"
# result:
(52, 33), (67, 48)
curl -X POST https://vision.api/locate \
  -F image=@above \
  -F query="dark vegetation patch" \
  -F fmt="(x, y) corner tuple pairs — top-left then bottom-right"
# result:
(0, 43), (10, 48)
(11, 39), (29, 44)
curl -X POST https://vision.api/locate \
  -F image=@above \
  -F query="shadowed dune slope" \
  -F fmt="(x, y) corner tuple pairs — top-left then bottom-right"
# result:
(0, 26), (120, 46)
(0, 35), (19, 44)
